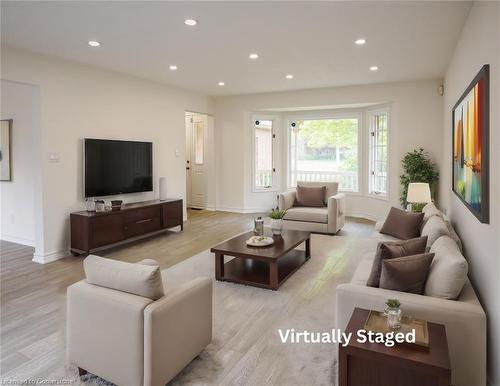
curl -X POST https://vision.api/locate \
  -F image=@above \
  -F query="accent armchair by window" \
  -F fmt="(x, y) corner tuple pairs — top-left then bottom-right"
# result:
(278, 181), (345, 234)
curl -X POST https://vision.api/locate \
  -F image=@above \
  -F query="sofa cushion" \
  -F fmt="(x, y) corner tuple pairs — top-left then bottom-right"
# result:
(295, 185), (326, 207)
(351, 257), (374, 286)
(284, 207), (328, 223)
(366, 236), (428, 287)
(425, 236), (468, 299)
(421, 215), (450, 249)
(297, 181), (338, 204)
(380, 207), (424, 240)
(379, 253), (434, 294)
(84, 255), (164, 300)
(422, 202), (443, 223)
(445, 220), (463, 252)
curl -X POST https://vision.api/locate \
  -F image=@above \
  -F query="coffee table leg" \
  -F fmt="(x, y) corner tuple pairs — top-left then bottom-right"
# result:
(269, 261), (278, 290)
(305, 237), (311, 260)
(215, 253), (224, 280)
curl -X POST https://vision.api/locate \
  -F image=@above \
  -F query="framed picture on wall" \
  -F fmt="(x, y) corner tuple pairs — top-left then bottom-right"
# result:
(452, 64), (489, 223)
(0, 119), (13, 181)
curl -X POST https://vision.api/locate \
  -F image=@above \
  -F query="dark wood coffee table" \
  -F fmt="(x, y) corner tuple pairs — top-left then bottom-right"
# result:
(210, 230), (311, 290)
(339, 308), (451, 386)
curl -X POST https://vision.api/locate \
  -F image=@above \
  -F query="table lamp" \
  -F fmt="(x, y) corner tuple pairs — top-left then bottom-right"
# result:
(406, 182), (432, 212)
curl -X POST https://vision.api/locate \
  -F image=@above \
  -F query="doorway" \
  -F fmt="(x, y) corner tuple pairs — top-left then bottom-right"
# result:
(185, 112), (210, 209)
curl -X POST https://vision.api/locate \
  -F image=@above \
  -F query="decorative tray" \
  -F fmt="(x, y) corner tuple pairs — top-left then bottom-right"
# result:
(246, 236), (274, 247)
(364, 310), (429, 348)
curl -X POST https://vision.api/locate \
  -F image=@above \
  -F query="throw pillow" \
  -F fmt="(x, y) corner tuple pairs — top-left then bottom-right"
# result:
(295, 185), (326, 207)
(84, 254), (164, 300)
(366, 236), (428, 287)
(379, 207), (424, 240)
(379, 253), (434, 294)
(421, 215), (450, 249)
(425, 235), (468, 299)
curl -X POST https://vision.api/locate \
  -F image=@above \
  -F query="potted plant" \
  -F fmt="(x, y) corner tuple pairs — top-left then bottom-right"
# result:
(400, 148), (439, 212)
(385, 299), (402, 330)
(269, 209), (287, 236)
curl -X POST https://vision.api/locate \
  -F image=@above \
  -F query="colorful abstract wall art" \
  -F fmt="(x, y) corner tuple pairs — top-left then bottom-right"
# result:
(452, 64), (489, 223)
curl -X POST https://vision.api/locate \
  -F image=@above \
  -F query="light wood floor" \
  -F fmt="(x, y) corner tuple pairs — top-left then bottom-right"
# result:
(0, 210), (373, 381)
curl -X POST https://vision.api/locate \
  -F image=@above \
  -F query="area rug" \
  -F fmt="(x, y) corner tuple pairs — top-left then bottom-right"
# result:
(82, 234), (378, 386)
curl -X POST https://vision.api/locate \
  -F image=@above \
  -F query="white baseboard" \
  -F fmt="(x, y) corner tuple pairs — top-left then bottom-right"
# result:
(1, 233), (35, 247)
(345, 211), (380, 222)
(215, 206), (245, 213)
(216, 206), (270, 214)
(32, 250), (68, 264)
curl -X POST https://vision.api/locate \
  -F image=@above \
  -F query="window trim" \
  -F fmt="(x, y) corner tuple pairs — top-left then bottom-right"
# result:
(193, 119), (205, 165)
(252, 114), (280, 193)
(367, 108), (390, 200)
(285, 111), (363, 194)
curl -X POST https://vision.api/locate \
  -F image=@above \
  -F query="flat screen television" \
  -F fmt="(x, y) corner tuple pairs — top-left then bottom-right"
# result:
(84, 138), (153, 197)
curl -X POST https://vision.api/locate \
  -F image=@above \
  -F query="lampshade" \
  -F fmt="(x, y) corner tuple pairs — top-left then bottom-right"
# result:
(407, 183), (432, 203)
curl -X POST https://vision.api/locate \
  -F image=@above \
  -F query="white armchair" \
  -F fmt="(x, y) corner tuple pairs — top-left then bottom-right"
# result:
(67, 256), (212, 386)
(278, 181), (345, 234)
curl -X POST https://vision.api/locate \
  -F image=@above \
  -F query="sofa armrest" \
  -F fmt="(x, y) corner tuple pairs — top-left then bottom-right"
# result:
(336, 283), (486, 386)
(278, 190), (296, 211)
(67, 281), (153, 386)
(327, 193), (345, 233)
(143, 277), (212, 386)
(336, 283), (485, 328)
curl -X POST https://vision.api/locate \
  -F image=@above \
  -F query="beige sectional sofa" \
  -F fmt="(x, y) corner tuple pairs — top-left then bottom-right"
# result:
(278, 181), (346, 234)
(335, 204), (486, 386)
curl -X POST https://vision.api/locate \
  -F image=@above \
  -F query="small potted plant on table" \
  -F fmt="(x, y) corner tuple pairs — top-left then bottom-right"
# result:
(269, 209), (287, 236)
(385, 299), (402, 330)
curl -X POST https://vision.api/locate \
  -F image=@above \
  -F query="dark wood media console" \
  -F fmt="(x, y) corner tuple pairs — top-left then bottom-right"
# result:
(70, 199), (183, 255)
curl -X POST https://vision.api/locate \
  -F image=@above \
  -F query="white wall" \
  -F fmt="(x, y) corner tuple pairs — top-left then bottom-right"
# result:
(0, 80), (39, 246)
(1, 47), (214, 263)
(441, 3), (500, 385)
(215, 79), (444, 219)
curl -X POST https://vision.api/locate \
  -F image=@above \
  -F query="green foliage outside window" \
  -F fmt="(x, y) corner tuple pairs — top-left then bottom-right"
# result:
(296, 119), (358, 172)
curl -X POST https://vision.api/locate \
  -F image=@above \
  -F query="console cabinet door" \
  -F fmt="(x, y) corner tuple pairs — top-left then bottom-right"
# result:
(162, 201), (183, 228)
(90, 214), (125, 248)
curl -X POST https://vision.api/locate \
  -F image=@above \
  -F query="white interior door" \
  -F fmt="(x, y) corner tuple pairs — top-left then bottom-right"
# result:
(186, 113), (208, 209)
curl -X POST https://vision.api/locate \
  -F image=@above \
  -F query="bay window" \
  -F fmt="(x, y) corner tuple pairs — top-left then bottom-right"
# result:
(253, 118), (276, 190)
(288, 116), (360, 192)
(369, 111), (389, 197)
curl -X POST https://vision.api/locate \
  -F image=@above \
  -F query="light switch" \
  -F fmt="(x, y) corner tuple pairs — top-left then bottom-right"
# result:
(48, 152), (60, 162)
(175, 149), (180, 157)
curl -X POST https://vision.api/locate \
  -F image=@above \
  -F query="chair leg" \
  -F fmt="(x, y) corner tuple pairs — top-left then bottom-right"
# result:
(78, 367), (87, 376)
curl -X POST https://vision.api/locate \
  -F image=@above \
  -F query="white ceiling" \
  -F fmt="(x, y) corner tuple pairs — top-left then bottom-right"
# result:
(1, 1), (471, 96)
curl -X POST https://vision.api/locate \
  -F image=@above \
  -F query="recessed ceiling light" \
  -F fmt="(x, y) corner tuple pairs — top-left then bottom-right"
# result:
(218, 81), (225, 86)
(184, 19), (197, 26)
(169, 65), (178, 70)
(285, 74), (293, 79)
(249, 53), (259, 60)
(355, 39), (366, 45)
(88, 40), (100, 47)
(370, 66), (379, 71)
